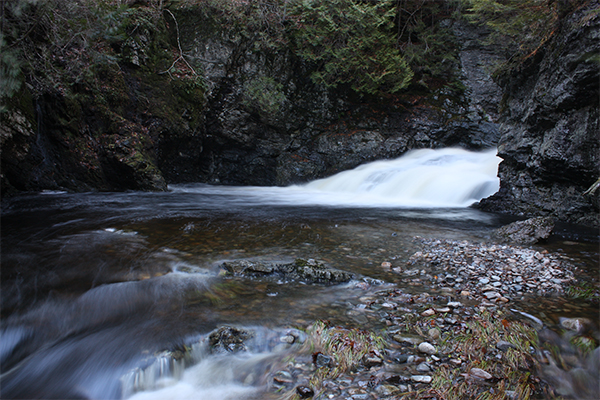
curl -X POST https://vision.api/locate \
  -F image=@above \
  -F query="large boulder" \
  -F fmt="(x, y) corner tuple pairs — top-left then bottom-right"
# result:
(495, 217), (555, 245)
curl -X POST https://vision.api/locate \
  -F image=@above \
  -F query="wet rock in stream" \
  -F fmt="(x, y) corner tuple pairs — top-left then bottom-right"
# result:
(219, 258), (356, 284)
(208, 326), (254, 353)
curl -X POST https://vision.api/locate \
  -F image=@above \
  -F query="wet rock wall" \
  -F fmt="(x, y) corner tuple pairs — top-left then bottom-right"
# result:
(477, 2), (600, 227)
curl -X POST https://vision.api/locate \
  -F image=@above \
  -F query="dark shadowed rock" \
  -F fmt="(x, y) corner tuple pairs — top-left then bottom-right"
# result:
(313, 352), (334, 368)
(477, 3), (600, 227)
(495, 217), (555, 245)
(296, 384), (315, 398)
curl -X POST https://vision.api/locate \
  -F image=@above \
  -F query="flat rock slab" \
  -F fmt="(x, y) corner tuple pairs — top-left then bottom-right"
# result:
(220, 259), (355, 285)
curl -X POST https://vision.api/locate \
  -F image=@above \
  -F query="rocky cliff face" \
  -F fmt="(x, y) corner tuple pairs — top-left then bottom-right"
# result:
(1, 4), (201, 195)
(1, 3), (504, 196)
(477, 3), (600, 227)
(158, 10), (502, 186)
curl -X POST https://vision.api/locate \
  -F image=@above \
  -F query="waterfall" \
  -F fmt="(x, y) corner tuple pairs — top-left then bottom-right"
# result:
(302, 148), (500, 207)
(170, 148), (501, 209)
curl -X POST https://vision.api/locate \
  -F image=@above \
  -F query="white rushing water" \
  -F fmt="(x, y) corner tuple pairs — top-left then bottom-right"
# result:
(172, 147), (501, 208)
(302, 147), (500, 207)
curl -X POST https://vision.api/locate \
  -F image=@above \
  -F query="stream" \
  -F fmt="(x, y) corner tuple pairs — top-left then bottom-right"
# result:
(1, 148), (597, 399)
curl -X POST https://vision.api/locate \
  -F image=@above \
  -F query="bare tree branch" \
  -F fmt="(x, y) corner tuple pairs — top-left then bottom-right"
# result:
(159, 9), (197, 77)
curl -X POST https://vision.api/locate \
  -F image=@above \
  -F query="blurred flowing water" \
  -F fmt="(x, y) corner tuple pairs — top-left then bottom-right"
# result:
(1, 148), (597, 399)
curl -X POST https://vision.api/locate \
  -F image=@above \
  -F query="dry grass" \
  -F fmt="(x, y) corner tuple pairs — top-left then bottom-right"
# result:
(407, 310), (541, 400)
(282, 320), (386, 399)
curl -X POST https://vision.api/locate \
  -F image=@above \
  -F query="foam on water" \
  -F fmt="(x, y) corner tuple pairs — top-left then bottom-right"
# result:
(125, 354), (267, 400)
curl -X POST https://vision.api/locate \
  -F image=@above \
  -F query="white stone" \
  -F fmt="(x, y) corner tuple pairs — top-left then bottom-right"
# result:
(484, 291), (500, 299)
(470, 368), (493, 380)
(421, 308), (435, 317)
(411, 375), (432, 383)
(418, 342), (437, 355)
(416, 362), (431, 372)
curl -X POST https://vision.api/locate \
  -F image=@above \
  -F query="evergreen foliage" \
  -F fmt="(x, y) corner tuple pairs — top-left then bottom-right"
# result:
(171, 0), (289, 51)
(394, 0), (461, 90)
(2, 0), (135, 98)
(461, 0), (589, 58)
(172, 0), (464, 96)
(242, 76), (286, 116)
(1, 0), (204, 104)
(0, 36), (22, 110)
(289, 0), (413, 95)
(0, 0), (37, 108)
(2, 0), (471, 104)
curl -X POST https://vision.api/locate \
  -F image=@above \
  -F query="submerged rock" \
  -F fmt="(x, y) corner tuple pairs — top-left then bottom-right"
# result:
(220, 260), (276, 276)
(495, 217), (555, 245)
(559, 317), (595, 334)
(220, 259), (355, 285)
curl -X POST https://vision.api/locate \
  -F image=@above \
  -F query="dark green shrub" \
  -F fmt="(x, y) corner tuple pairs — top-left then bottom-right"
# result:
(289, 0), (413, 95)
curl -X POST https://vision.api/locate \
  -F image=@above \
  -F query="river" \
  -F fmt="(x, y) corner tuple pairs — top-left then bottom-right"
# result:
(1, 148), (597, 399)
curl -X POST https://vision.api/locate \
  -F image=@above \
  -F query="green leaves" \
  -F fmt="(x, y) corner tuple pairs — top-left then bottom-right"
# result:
(172, 0), (463, 96)
(0, 36), (23, 106)
(290, 0), (413, 95)
(462, 0), (559, 55)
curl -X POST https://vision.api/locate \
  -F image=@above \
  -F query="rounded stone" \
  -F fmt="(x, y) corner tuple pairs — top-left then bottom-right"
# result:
(428, 328), (441, 340)
(470, 367), (493, 380)
(496, 341), (517, 351)
(421, 308), (435, 317)
(418, 342), (437, 355)
(416, 362), (432, 372)
(411, 375), (432, 383)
